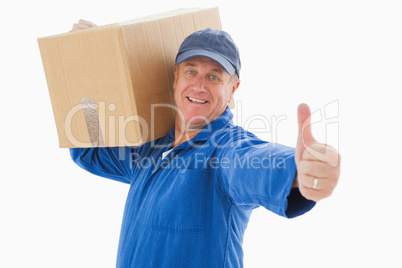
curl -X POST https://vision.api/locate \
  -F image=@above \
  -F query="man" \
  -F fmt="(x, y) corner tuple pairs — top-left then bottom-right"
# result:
(70, 20), (340, 267)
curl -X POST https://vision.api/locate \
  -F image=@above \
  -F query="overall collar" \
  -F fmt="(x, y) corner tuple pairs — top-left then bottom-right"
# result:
(168, 106), (234, 149)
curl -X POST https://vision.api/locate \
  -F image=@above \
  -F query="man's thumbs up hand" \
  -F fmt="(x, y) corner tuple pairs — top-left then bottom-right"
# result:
(294, 104), (341, 202)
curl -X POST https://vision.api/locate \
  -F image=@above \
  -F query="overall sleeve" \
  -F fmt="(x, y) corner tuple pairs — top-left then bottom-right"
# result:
(70, 147), (135, 184)
(217, 131), (315, 218)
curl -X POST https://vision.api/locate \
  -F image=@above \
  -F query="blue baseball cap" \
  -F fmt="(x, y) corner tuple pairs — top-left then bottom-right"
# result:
(175, 27), (241, 77)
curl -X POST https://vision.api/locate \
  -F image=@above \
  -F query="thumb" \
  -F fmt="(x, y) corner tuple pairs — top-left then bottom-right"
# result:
(296, 103), (316, 162)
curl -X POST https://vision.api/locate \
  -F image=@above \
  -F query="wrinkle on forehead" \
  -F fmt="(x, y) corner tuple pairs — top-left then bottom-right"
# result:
(181, 57), (225, 74)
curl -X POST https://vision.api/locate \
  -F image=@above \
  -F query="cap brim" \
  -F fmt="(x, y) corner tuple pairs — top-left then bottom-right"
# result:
(176, 49), (235, 75)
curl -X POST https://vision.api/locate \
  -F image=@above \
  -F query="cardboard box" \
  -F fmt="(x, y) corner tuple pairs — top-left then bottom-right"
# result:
(38, 7), (225, 148)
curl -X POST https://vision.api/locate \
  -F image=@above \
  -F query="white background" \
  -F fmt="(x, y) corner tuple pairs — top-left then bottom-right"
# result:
(1, 0), (401, 267)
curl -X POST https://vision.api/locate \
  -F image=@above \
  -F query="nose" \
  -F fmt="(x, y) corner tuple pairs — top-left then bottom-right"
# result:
(192, 75), (206, 92)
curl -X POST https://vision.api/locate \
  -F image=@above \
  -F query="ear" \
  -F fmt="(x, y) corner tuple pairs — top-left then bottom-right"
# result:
(228, 79), (240, 103)
(173, 64), (179, 90)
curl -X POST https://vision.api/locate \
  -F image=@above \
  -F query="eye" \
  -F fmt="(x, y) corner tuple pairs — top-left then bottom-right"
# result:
(187, 70), (196, 75)
(209, 75), (218, 80)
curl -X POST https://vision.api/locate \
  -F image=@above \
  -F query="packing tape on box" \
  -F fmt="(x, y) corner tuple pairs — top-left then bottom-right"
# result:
(81, 98), (105, 147)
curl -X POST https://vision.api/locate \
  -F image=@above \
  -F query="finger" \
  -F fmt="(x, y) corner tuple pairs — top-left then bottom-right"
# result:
(78, 19), (97, 28)
(301, 174), (321, 190)
(297, 103), (315, 144)
(298, 178), (335, 202)
(302, 143), (341, 167)
(299, 184), (332, 202)
(71, 24), (90, 32)
(297, 159), (340, 178)
(70, 23), (90, 32)
(296, 103), (316, 163)
(70, 19), (97, 32)
(70, 23), (79, 32)
(77, 24), (91, 30)
(301, 174), (337, 190)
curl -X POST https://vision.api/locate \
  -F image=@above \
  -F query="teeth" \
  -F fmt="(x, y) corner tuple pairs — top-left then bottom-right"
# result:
(188, 97), (207, 103)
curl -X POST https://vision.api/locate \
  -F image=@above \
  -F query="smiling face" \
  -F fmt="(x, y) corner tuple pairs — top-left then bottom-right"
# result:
(173, 56), (240, 133)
